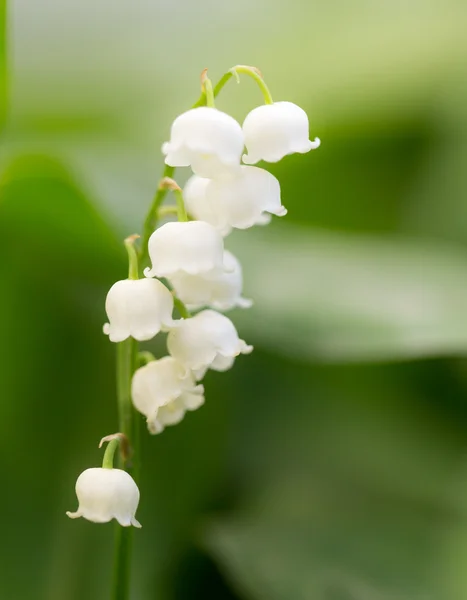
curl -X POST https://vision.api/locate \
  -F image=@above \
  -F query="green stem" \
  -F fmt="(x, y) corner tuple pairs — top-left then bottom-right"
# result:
(203, 76), (215, 108)
(173, 187), (188, 222)
(157, 205), (178, 219)
(173, 296), (191, 319)
(138, 351), (156, 367)
(233, 65), (274, 104)
(193, 64), (273, 107)
(124, 236), (140, 280)
(140, 165), (175, 269)
(112, 337), (138, 600)
(112, 525), (134, 600)
(0, 0), (7, 135)
(102, 438), (119, 469)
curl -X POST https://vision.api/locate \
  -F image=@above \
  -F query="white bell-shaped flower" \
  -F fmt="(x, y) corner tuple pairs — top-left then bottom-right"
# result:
(242, 101), (321, 164)
(184, 167), (286, 235)
(148, 391), (205, 435)
(66, 467), (141, 528)
(169, 250), (252, 311)
(162, 107), (244, 178)
(103, 278), (176, 343)
(144, 221), (225, 278)
(131, 356), (204, 433)
(167, 309), (253, 372)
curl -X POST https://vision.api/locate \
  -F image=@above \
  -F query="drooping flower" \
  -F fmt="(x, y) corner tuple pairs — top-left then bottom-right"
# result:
(242, 101), (320, 164)
(147, 391), (205, 435)
(66, 467), (141, 528)
(103, 278), (176, 343)
(169, 250), (252, 311)
(184, 166), (286, 235)
(167, 309), (253, 372)
(131, 356), (205, 433)
(162, 107), (244, 178)
(144, 220), (225, 278)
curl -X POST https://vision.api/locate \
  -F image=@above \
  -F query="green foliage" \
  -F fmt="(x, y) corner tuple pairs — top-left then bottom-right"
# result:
(2, 1), (467, 598)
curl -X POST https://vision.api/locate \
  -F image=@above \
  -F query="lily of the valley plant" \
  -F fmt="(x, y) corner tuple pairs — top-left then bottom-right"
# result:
(66, 65), (320, 600)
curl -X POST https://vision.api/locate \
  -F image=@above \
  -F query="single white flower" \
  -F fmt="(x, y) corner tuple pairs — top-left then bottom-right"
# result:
(184, 167), (286, 235)
(144, 221), (225, 278)
(242, 101), (321, 164)
(131, 356), (204, 432)
(103, 278), (176, 343)
(169, 250), (252, 311)
(167, 309), (253, 372)
(147, 391), (205, 435)
(66, 467), (141, 528)
(162, 107), (244, 178)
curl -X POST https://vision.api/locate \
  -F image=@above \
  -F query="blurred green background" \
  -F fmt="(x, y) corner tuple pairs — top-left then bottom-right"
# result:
(2, 1), (467, 598)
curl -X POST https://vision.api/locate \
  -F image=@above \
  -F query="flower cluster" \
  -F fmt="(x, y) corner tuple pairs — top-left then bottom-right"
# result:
(67, 66), (320, 529)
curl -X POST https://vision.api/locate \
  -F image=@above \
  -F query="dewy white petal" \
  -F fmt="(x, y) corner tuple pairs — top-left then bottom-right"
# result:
(66, 467), (141, 528)
(184, 167), (286, 234)
(167, 309), (253, 371)
(169, 250), (252, 311)
(131, 356), (202, 425)
(103, 279), (176, 343)
(144, 221), (225, 278)
(207, 166), (286, 229)
(162, 107), (244, 178)
(210, 354), (235, 372)
(147, 387), (205, 434)
(184, 175), (232, 236)
(242, 101), (319, 164)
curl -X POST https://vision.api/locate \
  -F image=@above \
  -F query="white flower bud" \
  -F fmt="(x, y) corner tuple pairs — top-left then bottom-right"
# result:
(144, 221), (225, 278)
(66, 467), (141, 528)
(148, 391), (205, 435)
(242, 101), (321, 164)
(169, 250), (252, 311)
(184, 167), (286, 235)
(131, 356), (204, 433)
(103, 279), (175, 343)
(162, 107), (244, 178)
(167, 309), (253, 372)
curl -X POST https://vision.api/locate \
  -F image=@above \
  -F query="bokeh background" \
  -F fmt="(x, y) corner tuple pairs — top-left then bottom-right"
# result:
(2, 1), (467, 598)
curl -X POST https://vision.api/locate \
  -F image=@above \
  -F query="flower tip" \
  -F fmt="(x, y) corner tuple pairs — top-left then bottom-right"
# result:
(200, 67), (209, 84)
(143, 266), (153, 278)
(132, 518), (142, 529)
(238, 297), (254, 309)
(241, 152), (257, 165)
(124, 234), (140, 245)
(161, 318), (182, 332)
(159, 177), (181, 192)
(242, 342), (254, 355)
(66, 510), (79, 520)
(310, 137), (321, 150)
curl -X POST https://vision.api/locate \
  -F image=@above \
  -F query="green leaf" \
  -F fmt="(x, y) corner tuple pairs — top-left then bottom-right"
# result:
(230, 224), (467, 362)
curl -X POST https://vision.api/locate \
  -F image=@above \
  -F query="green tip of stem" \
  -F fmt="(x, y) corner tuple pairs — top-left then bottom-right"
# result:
(124, 235), (140, 280)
